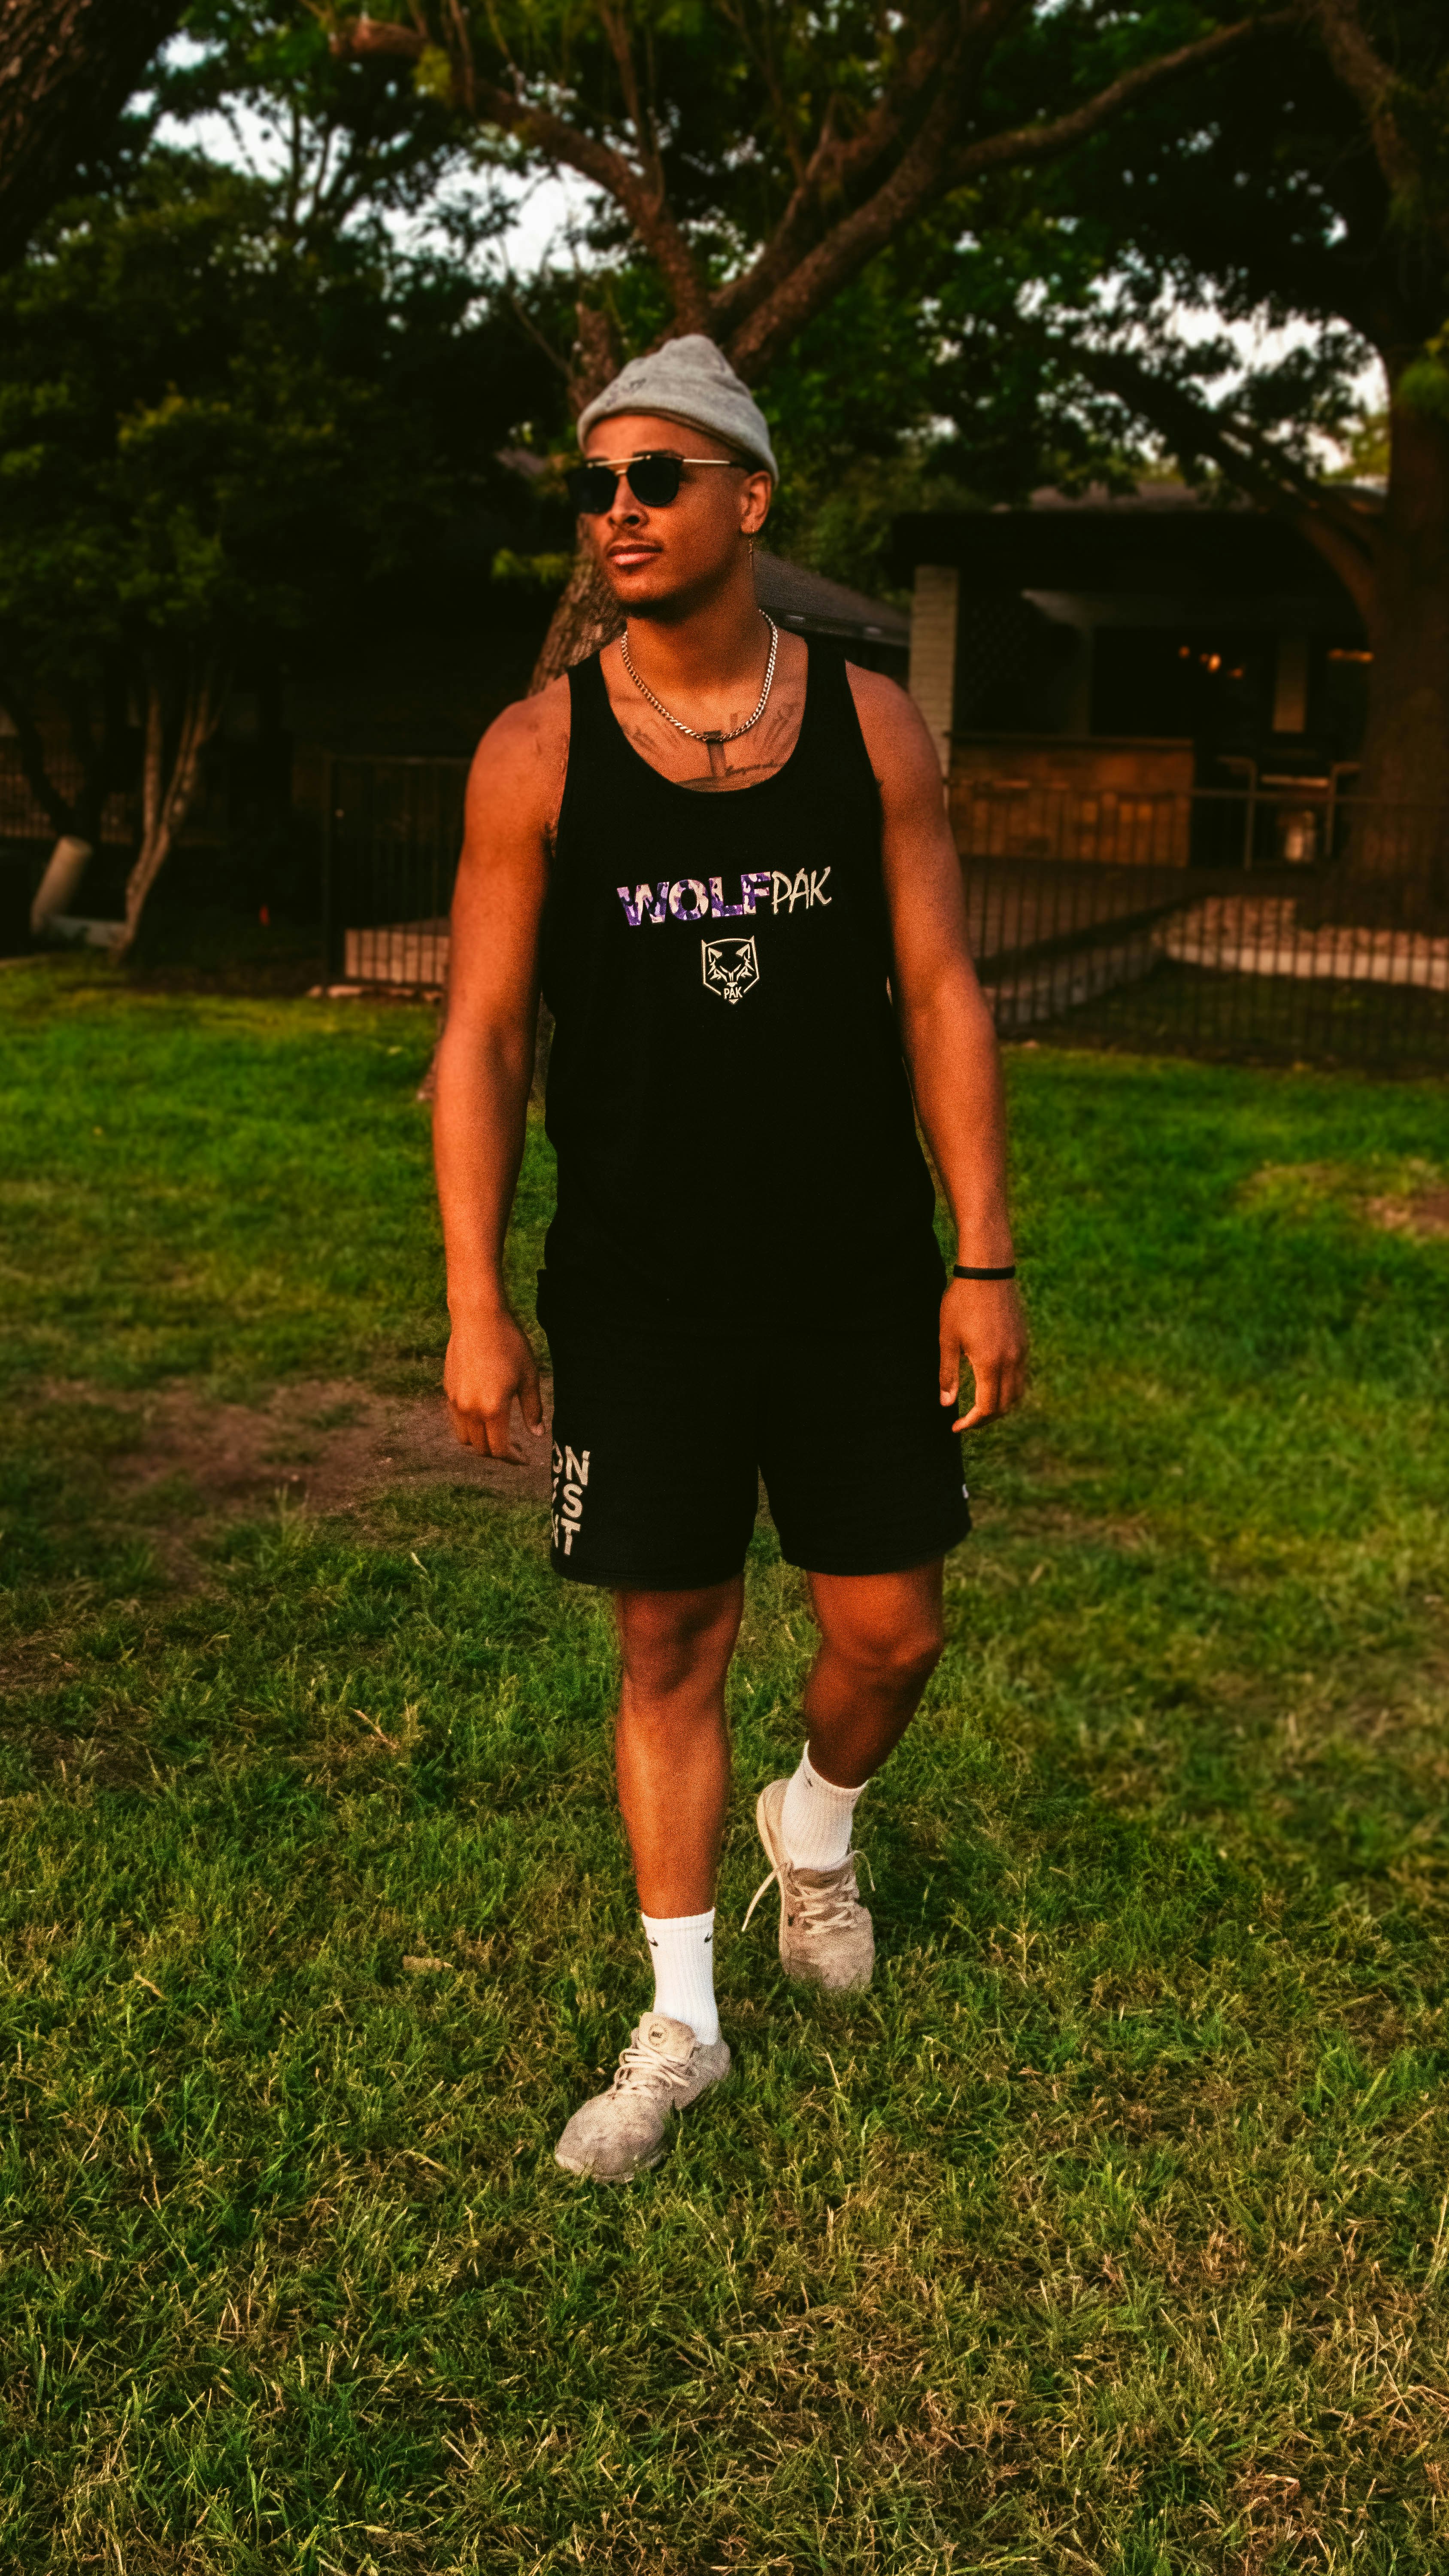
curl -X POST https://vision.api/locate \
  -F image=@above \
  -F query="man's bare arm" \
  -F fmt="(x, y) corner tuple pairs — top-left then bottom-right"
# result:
(849, 665), (1028, 1432)
(433, 681), (567, 1459)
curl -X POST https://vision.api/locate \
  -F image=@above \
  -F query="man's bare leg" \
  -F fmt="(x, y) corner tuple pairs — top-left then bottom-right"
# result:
(614, 1577), (743, 1915)
(802, 1561), (945, 1785)
(552, 1579), (740, 2178)
(610, 1565), (941, 1915)
(748, 1562), (946, 1989)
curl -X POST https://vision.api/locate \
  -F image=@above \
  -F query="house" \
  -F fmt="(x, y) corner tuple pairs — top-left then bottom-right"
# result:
(895, 486), (1371, 866)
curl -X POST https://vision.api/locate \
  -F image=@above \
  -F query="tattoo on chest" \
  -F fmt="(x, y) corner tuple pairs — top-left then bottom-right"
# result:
(621, 688), (805, 792)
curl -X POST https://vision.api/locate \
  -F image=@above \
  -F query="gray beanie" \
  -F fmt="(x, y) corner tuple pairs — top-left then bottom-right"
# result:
(577, 334), (777, 478)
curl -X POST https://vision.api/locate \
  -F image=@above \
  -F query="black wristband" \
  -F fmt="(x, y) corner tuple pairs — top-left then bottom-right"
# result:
(952, 1263), (1016, 1281)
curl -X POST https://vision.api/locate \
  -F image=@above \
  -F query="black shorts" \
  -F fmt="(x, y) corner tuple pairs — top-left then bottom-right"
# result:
(538, 1275), (971, 1590)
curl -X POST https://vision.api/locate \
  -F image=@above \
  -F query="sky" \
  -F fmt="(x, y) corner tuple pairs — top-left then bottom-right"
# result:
(152, 58), (596, 283)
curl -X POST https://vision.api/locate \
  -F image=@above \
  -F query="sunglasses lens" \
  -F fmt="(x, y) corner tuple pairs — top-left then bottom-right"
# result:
(566, 464), (618, 513)
(627, 455), (685, 506)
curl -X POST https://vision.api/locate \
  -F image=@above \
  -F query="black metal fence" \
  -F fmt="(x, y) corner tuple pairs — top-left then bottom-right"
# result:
(320, 752), (468, 991)
(966, 857), (1448, 1071)
(0, 747), (139, 848)
(958, 787), (1448, 1071)
(319, 756), (1449, 1072)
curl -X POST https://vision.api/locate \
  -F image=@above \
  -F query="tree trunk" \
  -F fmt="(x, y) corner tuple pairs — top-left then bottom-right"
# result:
(527, 302), (627, 695)
(528, 544), (624, 693)
(1362, 391), (1449, 812)
(0, 0), (182, 270)
(115, 655), (225, 954)
(1339, 392), (1449, 923)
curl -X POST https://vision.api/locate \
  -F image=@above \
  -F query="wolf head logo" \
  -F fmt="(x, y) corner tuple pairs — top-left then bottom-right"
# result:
(701, 935), (760, 1005)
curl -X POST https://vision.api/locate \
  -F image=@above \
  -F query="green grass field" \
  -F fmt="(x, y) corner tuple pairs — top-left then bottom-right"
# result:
(2, 958), (1447, 2575)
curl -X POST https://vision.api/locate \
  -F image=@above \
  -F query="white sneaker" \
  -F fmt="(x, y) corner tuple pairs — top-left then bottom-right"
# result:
(554, 2012), (731, 2181)
(744, 1777), (875, 1991)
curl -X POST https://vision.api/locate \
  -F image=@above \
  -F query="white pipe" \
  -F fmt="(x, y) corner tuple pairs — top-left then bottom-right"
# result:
(30, 835), (93, 932)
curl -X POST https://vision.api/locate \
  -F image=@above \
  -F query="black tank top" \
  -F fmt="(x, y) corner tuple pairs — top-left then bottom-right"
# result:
(539, 640), (940, 1322)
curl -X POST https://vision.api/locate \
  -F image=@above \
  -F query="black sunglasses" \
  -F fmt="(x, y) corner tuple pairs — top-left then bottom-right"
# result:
(565, 451), (748, 513)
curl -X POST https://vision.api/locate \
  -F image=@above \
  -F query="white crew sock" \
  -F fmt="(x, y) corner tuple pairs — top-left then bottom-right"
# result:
(781, 1746), (865, 1872)
(640, 1908), (719, 2046)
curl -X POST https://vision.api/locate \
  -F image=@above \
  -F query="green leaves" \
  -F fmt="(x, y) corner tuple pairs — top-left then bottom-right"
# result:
(412, 41), (455, 101)
(491, 547), (576, 590)
(0, 146), (554, 690)
(1398, 326), (1449, 421)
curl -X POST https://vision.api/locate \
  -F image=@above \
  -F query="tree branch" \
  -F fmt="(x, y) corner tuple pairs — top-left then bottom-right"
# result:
(710, 1), (975, 340)
(341, 4), (1293, 393)
(1304, 0), (1427, 216)
(123, 649), (226, 950)
(719, 62), (970, 377)
(333, 12), (711, 332)
(0, 0), (181, 269)
(1076, 340), (1381, 614)
(597, 0), (663, 202)
(505, 283), (573, 383)
(945, 9), (1294, 184)
(338, 15), (423, 58)
(482, 83), (711, 332)
(721, 12), (1293, 382)
(713, 0), (812, 188)
(571, 298), (623, 411)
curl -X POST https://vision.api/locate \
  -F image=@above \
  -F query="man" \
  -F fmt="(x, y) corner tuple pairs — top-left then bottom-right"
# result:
(434, 335), (1027, 2181)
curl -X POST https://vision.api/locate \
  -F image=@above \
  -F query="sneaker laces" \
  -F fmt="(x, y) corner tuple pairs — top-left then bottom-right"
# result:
(609, 2031), (693, 2098)
(743, 1848), (871, 1935)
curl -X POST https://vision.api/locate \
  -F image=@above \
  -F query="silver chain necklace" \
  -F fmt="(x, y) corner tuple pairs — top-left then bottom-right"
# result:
(620, 615), (779, 745)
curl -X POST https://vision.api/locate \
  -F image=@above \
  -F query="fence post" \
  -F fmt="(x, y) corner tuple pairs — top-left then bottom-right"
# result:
(320, 751), (336, 986)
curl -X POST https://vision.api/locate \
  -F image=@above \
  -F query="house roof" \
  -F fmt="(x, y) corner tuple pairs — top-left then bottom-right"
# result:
(890, 484), (1375, 614)
(1020, 480), (1246, 513)
(1020, 478), (1384, 512)
(752, 551), (909, 647)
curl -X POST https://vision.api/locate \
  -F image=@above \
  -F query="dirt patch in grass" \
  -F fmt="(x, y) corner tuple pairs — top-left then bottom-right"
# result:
(1366, 1180), (1449, 1236)
(42, 1373), (555, 1525)
(0, 1376), (558, 1700)
(1242, 1156), (1449, 1236)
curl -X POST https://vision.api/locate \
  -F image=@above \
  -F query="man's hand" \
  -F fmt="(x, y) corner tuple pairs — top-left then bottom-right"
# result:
(444, 1309), (545, 1461)
(939, 1278), (1028, 1433)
